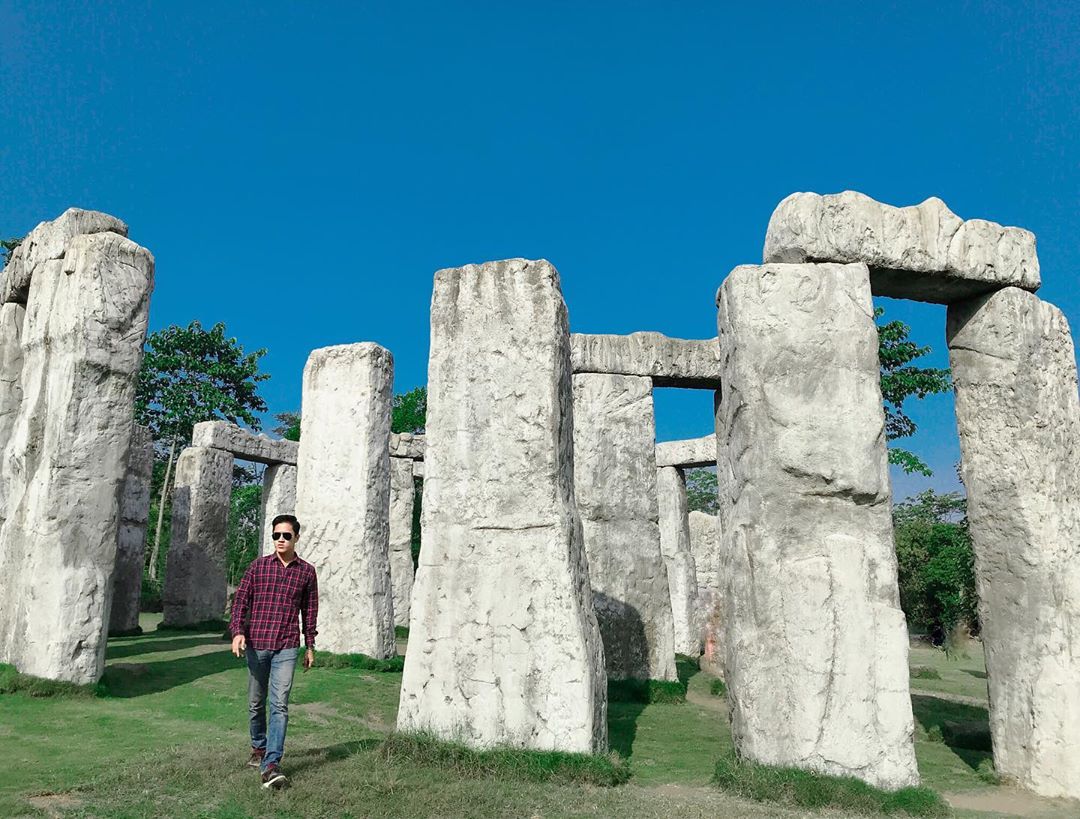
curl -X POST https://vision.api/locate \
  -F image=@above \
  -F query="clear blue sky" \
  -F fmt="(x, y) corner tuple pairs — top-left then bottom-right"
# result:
(2, 1), (1077, 500)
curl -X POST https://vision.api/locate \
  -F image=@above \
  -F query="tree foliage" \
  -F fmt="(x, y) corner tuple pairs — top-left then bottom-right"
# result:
(876, 308), (952, 476)
(685, 468), (719, 515)
(392, 386), (427, 434)
(227, 483), (263, 587)
(893, 490), (978, 640)
(273, 411), (301, 442)
(1, 237), (21, 268)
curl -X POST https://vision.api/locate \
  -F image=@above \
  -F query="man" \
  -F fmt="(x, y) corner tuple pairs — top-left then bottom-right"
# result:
(229, 514), (318, 790)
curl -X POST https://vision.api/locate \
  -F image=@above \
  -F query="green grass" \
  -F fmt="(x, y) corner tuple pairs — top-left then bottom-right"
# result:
(910, 665), (942, 680)
(608, 678), (687, 704)
(380, 732), (631, 786)
(394, 625), (410, 639)
(156, 618), (230, 633)
(0, 664), (101, 698)
(709, 678), (727, 697)
(312, 650), (405, 672)
(713, 752), (949, 816)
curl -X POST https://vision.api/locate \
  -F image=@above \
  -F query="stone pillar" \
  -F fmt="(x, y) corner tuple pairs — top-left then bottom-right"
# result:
(0, 222), (153, 684)
(109, 425), (154, 635)
(398, 258), (607, 754)
(259, 463), (297, 557)
(295, 343), (395, 658)
(656, 466), (701, 657)
(948, 287), (1080, 800)
(573, 372), (677, 682)
(389, 457), (416, 628)
(689, 510), (723, 674)
(715, 262), (918, 790)
(0, 302), (25, 522)
(162, 446), (233, 627)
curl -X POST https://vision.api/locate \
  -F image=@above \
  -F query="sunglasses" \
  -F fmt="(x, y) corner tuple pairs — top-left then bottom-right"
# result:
(272, 531), (294, 542)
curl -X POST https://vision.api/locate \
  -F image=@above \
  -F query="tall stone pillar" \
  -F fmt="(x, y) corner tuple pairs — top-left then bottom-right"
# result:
(656, 466), (701, 657)
(109, 425), (154, 635)
(715, 262), (918, 790)
(398, 258), (607, 753)
(259, 463), (297, 557)
(0, 219), (153, 684)
(0, 302), (25, 523)
(948, 287), (1080, 800)
(573, 372), (677, 682)
(689, 510), (723, 673)
(389, 457), (416, 628)
(295, 343), (395, 658)
(162, 446), (233, 627)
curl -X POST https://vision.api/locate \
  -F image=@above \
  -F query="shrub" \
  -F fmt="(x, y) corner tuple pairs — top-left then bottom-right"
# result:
(607, 678), (686, 704)
(910, 665), (941, 680)
(709, 678), (727, 697)
(380, 733), (631, 786)
(313, 651), (405, 673)
(713, 752), (947, 816)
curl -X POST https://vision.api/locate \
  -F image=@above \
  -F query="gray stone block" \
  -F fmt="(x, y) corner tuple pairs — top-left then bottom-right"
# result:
(259, 463), (297, 557)
(657, 466), (701, 657)
(655, 435), (717, 468)
(571, 332), (721, 388)
(192, 420), (298, 465)
(109, 425), (154, 634)
(389, 432), (425, 460)
(389, 457), (415, 628)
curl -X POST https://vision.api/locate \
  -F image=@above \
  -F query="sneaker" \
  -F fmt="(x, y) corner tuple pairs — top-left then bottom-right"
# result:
(261, 764), (288, 790)
(246, 748), (265, 768)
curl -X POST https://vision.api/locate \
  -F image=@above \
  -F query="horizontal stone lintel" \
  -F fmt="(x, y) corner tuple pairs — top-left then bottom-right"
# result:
(655, 435), (716, 468)
(390, 432), (425, 460)
(570, 332), (722, 388)
(191, 421), (299, 465)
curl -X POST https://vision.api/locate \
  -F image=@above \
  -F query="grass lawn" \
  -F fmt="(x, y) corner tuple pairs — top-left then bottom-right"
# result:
(1, 616), (1075, 818)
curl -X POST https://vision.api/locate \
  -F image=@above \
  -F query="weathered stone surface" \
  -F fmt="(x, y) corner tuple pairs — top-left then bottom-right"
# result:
(398, 258), (606, 753)
(574, 372), (677, 682)
(655, 435), (717, 468)
(571, 332), (721, 388)
(0, 303), (25, 515)
(656, 467), (701, 656)
(162, 446), (232, 627)
(948, 287), (1080, 800)
(192, 420), (298, 466)
(295, 343), (395, 658)
(389, 457), (416, 628)
(763, 191), (1040, 303)
(259, 463), (297, 557)
(688, 511), (723, 674)
(412, 460), (425, 479)
(0, 229), (153, 684)
(715, 262), (918, 789)
(389, 432), (425, 460)
(1, 208), (128, 305)
(109, 425), (154, 634)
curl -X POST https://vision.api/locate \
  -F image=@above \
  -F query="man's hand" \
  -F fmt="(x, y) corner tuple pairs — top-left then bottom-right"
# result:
(231, 634), (246, 657)
(303, 648), (315, 672)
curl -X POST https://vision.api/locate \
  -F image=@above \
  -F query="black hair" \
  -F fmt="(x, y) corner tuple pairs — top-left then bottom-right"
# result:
(271, 514), (301, 535)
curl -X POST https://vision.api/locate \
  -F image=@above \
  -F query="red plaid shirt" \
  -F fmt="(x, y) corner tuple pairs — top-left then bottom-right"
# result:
(230, 553), (319, 650)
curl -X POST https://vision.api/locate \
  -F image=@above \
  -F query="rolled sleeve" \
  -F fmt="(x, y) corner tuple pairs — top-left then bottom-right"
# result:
(302, 569), (319, 649)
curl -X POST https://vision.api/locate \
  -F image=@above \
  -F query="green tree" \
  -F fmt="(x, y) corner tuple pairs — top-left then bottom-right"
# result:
(227, 483), (263, 586)
(273, 411), (301, 442)
(876, 307), (952, 476)
(1, 237), (21, 268)
(685, 468), (718, 514)
(135, 321), (269, 579)
(392, 386), (427, 434)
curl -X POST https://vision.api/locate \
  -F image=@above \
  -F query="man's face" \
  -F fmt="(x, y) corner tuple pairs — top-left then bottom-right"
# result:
(272, 523), (298, 555)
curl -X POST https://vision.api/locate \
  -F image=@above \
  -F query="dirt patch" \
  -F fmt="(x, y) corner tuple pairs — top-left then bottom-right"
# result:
(910, 688), (987, 707)
(26, 792), (83, 817)
(686, 687), (727, 715)
(294, 701), (391, 732)
(945, 788), (1079, 817)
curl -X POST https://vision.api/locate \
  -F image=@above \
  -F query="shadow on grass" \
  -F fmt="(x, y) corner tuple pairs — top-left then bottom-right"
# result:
(100, 647), (240, 698)
(962, 669), (988, 679)
(286, 739), (382, 776)
(608, 701), (647, 759)
(911, 694), (993, 770)
(106, 635), (221, 661)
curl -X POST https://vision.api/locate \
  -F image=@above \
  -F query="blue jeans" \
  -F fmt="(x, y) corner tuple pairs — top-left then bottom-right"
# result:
(246, 647), (298, 770)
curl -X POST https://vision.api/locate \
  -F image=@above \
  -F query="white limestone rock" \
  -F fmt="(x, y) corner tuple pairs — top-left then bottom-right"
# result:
(389, 457), (416, 628)
(715, 261), (919, 789)
(571, 332), (721, 388)
(398, 258), (607, 753)
(259, 463), (297, 557)
(0, 302), (25, 518)
(656, 466), (701, 657)
(948, 287), (1080, 800)
(192, 420), (298, 465)
(162, 446), (233, 626)
(574, 372), (677, 682)
(389, 432), (425, 460)
(655, 435), (717, 469)
(688, 510), (720, 599)
(1, 208), (128, 305)
(0, 230), (153, 684)
(295, 343), (395, 658)
(763, 191), (1039, 303)
(109, 425), (154, 634)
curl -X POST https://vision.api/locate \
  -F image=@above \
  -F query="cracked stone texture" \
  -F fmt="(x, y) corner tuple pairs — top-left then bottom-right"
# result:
(162, 446), (233, 627)
(1, 208), (128, 305)
(192, 420), (298, 466)
(715, 261), (918, 790)
(574, 372), (677, 682)
(259, 463), (297, 557)
(390, 432), (425, 460)
(295, 343), (395, 658)
(656, 435), (717, 469)
(0, 303), (25, 516)
(0, 228), (153, 684)
(689, 510), (722, 670)
(389, 457), (415, 628)
(763, 191), (1040, 304)
(948, 287), (1080, 800)
(656, 466), (702, 656)
(398, 258), (607, 753)
(109, 425), (154, 634)
(571, 332), (722, 388)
